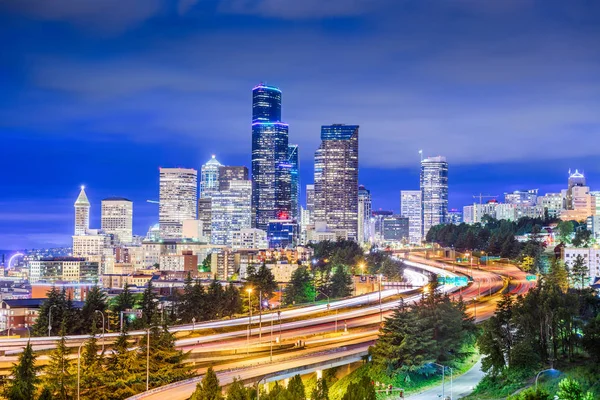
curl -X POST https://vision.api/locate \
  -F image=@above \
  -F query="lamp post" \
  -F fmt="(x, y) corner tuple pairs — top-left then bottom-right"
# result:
(246, 288), (253, 355)
(259, 290), (262, 341)
(270, 310), (274, 362)
(146, 328), (150, 391)
(94, 310), (105, 353)
(473, 297), (478, 320)
(535, 368), (555, 389)
(48, 304), (58, 337)
(77, 340), (85, 400)
(432, 363), (445, 400)
(379, 274), (383, 323)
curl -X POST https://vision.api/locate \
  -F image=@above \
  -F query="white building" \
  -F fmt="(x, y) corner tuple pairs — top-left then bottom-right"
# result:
(563, 247), (600, 286)
(537, 193), (564, 219)
(101, 197), (133, 244)
(74, 186), (90, 236)
(231, 228), (268, 250)
(159, 168), (198, 239)
(401, 190), (422, 244)
(463, 205), (475, 224)
(72, 233), (113, 274)
(210, 180), (252, 246)
(182, 219), (205, 242)
(28, 257), (99, 284)
(200, 155), (222, 199)
(421, 156), (449, 238)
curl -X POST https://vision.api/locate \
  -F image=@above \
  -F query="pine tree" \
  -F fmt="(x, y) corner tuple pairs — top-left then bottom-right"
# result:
(330, 266), (353, 298)
(190, 367), (223, 400)
(284, 266), (315, 305)
(104, 330), (141, 400)
(32, 286), (66, 337)
(80, 329), (105, 399)
(341, 376), (375, 400)
(287, 375), (305, 400)
(4, 342), (40, 400)
(311, 378), (329, 400)
(37, 387), (53, 400)
(139, 280), (159, 328)
(570, 254), (588, 290)
(246, 263), (278, 299)
(43, 321), (74, 400)
(226, 378), (249, 400)
(222, 283), (242, 317)
(206, 280), (225, 319)
(141, 324), (192, 389)
(81, 286), (107, 334)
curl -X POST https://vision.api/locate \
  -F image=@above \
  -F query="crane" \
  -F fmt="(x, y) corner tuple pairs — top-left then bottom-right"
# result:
(473, 193), (498, 205)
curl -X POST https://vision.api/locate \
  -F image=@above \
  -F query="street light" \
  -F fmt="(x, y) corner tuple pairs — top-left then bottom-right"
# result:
(535, 368), (556, 389)
(77, 340), (85, 400)
(146, 328), (150, 391)
(246, 288), (253, 355)
(473, 297), (478, 320)
(378, 274), (383, 323)
(48, 304), (58, 337)
(432, 363), (445, 400)
(94, 310), (105, 353)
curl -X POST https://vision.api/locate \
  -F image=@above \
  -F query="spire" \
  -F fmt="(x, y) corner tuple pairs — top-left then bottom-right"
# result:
(74, 186), (90, 206)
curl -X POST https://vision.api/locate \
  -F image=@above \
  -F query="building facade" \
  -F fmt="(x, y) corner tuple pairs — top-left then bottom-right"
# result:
(358, 185), (372, 244)
(200, 155), (222, 199)
(159, 168), (198, 239)
(401, 190), (422, 244)
(267, 219), (299, 249)
(28, 257), (99, 284)
(382, 215), (409, 242)
(210, 180), (252, 246)
(288, 144), (300, 221)
(314, 124), (359, 241)
(563, 247), (600, 287)
(251, 84), (291, 230)
(231, 228), (268, 250)
(218, 166), (249, 190)
(421, 156), (448, 238)
(101, 197), (133, 244)
(74, 186), (90, 236)
(504, 189), (538, 207)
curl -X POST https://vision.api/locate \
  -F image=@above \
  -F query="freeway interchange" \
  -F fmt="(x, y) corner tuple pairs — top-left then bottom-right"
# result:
(0, 252), (536, 399)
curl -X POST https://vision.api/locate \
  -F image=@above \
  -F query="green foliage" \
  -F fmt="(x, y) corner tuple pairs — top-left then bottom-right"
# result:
(246, 263), (278, 299)
(190, 367), (223, 400)
(478, 294), (515, 376)
(138, 279), (159, 328)
(341, 376), (375, 400)
(312, 378), (329, 400)
(571, 229), (592, 248)
(556, 378), (595, 400)
(81, 285), (107, 331)
(329, 266), (353, 299)
(37, 387), (53, 400)
(4, 342), (40, 400)
(226, 378), (251, 400)
(287, 375), (306, 400)
(80, 331), (105, 399)
(32, 287), (81, 336)
(42, 322), (74, 400)
(581, 314), (600, 362)
(570, 255), (588, 290)
(507, 387), (551, 400)
(284, 266), (315, 305)
(371, 288), (476, 373)
(557, 221), (575, 244)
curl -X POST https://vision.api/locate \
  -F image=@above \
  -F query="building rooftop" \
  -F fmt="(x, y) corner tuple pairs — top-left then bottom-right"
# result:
(102, 197), (132, 202)
(74, 186), (90, 206)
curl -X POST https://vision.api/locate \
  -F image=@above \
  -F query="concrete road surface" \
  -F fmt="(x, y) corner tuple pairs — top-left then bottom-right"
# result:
(406, 359), (483, 400)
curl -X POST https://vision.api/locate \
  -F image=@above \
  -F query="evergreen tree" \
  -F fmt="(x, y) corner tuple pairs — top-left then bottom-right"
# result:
(329, 266), (353, 299)
(142, 324), (192, 389)
(112, 283), (135, 313)
(582, 314), (600, 362)
(547, 259), (570, 293)
(178, 273), (196, 323)
(81, 286), (107, 334)
(37, 387), (53, 400)
(222, 283), (242, 317)
(206, 280), (225, 319)
(43, 322), (74, 400)
(80, 329), (105, 399)
(556, 378), (595, 400)
(341, 376), (375, 400)
(32, 287), (66, 337)
(284, 266), (315, 305)
(246, 263), (278, 299)
(139, 280), (159, 328)
(104, 330), (141, 400)
(190, 367), (223, 400)
(570, 255), (588, 290)
(287, 375), (305, 400)
(4, 342), (40, 400)
(311, 378), (329, 400)
(226, 378), (250, 400)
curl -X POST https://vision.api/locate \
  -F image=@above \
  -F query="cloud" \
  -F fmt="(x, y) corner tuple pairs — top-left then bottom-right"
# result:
(1, 0), (162, 34)
(219, 0), (384, 19)
(0, 234), (72, 250)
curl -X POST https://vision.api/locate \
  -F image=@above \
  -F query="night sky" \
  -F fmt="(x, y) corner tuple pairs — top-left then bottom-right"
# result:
(1, 0), (599, 250)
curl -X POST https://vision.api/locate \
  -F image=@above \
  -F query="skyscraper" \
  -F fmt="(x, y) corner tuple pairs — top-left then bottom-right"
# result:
(566, 170), (586, 210)
(306, 184), (315, 220)
(251, 84), (291, 230)
(288, 144), (300, 221)
(101, 197), (133, 244)
(200, 155), (222, 199)
(159, 168), (198, 239)
(314, 124), (359, 240)
(218, 166), (249, 190)
(420, 156), (448, 239)
(358, 185), (372, 244)
(401, 190), (422, 244)
(211, 180), (252, 246)
(74, 186), (90, 236)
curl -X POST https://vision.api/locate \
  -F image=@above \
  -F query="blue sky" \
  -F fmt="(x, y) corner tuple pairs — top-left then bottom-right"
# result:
(1, 0), (599, 250)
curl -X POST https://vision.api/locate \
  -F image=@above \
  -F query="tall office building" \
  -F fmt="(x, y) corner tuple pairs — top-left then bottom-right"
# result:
(200, 155), (222, 199)
(314, 124), (359, 240)
(401, 190), (422, 244)
(218, 166), (249, 190)
(251, 84), (291, 230)
(74, 186), (90, 236)
(420, 156), (448, 239)
(358, 185), (372, 244)
(101, 197), (133, 244)
(566, 170), (586, 210)
(288, 144), (300, 221)
(306, 184), (315, 221)
(159, 168), (198, 239)
(211, 180), (252, 246)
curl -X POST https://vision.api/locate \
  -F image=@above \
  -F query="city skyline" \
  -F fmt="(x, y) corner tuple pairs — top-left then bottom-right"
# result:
(2, 1), (600, 249)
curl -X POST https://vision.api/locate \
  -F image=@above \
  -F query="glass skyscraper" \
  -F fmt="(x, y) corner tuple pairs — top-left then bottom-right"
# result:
(251, 84), (291, 230)
(288, 144), (300, 222)
(314, 124), (359, 241)
(420, 156), (448, 239)
(200, 155), (222, 199)
(159, 168), (198, 239)
(358, 185), (372, 244)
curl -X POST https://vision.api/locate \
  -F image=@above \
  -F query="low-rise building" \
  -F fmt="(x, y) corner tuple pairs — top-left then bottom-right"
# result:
(28, 257), (99, 284)
(562, 247), (600, 286)
(231, 228), (268, 250)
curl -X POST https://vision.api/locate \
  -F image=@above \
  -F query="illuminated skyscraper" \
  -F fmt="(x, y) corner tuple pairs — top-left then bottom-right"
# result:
(200, 155), (222, 199)
(566, 169), (586, 210)
(288, 144), (300, 221)
(218, 166), (248, 190)
(401, 190), (422, 244)
(420, 156), (448, 238)
(314, 124), (359, 240)
(101, 197), (133, 244)
(159, 168), (198, 239)
(251, 84), (291, 229)
(211, 180), (252, 246)
(358, 185), (372, 244)
(74, 186), (90, 236)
